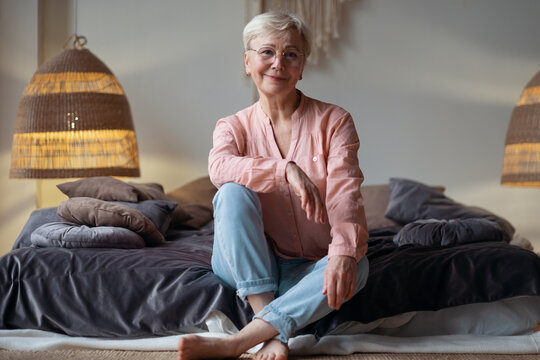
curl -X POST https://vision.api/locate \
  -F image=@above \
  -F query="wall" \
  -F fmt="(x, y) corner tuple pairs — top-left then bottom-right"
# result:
(1, 0), (539, 255)
(0, 0), (38, 255)
(74, 0), (251, 188)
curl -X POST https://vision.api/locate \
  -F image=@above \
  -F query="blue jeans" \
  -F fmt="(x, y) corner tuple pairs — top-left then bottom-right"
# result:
(211, 182), (369, 343)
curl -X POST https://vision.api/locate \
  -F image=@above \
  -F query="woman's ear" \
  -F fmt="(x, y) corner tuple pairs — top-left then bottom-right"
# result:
(244, 52), (251, 76)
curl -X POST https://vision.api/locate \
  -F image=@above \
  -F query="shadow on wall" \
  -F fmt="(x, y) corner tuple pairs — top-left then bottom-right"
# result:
(0, 152), (36, 256)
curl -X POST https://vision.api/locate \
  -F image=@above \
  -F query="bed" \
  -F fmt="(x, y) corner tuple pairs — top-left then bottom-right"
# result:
(1, 176), (539, 355)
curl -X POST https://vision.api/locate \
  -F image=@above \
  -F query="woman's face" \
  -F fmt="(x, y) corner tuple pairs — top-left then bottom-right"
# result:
(244, 30), (306, 99)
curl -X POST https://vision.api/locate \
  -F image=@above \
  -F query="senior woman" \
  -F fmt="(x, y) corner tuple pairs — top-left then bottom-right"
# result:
(178, 11), (369, 360)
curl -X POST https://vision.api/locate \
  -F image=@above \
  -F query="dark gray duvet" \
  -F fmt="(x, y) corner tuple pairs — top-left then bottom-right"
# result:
(1, 178), (539, 338)
(1, 222), (539, 338)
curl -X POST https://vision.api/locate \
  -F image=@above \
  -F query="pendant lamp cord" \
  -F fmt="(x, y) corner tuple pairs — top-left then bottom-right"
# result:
(63, 0), (85, 50)
(74, 0), (78, 36)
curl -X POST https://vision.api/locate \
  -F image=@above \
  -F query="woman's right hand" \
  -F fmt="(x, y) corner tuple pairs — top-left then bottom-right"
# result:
(285, 162), (325, 224)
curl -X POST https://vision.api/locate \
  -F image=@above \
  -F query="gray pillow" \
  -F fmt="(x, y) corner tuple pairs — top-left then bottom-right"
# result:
(31, 222), (145, 249)
(12, 207), (61, 249)
(385, 178), (515, 238)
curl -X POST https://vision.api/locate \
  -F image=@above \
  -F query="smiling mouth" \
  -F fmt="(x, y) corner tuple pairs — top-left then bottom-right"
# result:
(265, 74), (287, 81)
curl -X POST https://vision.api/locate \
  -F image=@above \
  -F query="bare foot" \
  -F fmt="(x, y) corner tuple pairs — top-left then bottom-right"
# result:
(254, 339), (288, 360)
(178, 334), (239, 360)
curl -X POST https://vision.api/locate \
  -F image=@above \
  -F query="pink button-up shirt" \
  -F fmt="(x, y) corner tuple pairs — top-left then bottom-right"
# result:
(208, 92), (368, 261)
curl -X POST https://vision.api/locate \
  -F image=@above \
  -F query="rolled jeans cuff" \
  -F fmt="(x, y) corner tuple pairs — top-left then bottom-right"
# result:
(255, 305), (294, 343)
(236, 278), (277, 301)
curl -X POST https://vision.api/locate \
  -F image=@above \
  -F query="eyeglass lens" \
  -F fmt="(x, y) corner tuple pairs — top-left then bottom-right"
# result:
(256, 47), (302, 66)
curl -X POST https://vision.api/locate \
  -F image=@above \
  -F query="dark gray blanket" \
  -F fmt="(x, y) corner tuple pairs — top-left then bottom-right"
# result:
(1, 223), (539, 338)
(1, 224), (251, 337)
(1, 178), (539, 338)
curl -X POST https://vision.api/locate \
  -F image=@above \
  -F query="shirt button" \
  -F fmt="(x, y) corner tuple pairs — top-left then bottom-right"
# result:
(312, 156), (317, 162)
(287, 212), (292, 217)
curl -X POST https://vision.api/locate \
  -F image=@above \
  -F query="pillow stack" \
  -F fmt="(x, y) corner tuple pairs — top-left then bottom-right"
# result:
(385, 178), (515, 247)
(28, 177), (177, 249)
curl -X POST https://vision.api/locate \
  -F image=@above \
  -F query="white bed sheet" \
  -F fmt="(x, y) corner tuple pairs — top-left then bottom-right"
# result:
(1, 328), (539, 355)
(329, 296), (540, 337)
(1, 296), (539, 355)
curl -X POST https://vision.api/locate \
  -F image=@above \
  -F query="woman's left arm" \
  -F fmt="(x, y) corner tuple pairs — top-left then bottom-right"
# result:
(322, 112), (369, 309)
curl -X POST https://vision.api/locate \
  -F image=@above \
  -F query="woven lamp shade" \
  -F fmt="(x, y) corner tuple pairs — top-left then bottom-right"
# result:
(501, 70), (540, 187)
(10, 37), (140, 179)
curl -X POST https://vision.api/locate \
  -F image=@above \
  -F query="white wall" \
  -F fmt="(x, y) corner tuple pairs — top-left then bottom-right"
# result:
(75, 0), (252, 190)
(0, 0), (38, 255)
(1, 0), (539, 255)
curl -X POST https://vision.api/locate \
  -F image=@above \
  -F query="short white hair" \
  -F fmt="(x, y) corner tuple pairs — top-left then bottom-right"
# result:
(243, 11), (312, 58)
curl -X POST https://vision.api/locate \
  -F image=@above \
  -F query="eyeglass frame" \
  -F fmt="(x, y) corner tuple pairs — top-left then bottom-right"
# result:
(246, 46), (305, 67)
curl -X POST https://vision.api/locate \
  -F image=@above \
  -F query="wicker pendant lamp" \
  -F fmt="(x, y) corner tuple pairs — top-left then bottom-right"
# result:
(9, 35), (140, 179)
(501, 70), (540, 187)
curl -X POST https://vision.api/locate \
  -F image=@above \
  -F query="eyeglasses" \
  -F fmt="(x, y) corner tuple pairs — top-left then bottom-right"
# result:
(247, 47), (304, 67)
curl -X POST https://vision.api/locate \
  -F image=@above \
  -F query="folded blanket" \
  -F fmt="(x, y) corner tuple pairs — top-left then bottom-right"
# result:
(393, 218), (508, 247)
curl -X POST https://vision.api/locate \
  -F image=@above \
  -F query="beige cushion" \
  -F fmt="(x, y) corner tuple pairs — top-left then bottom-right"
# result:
(167, 177), (217, 228)
(361, 184), (400, 230)
(167, 176), (217, 209)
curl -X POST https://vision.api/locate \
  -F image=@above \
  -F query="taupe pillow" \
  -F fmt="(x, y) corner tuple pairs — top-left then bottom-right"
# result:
(128, 182), (169, 201)
(57, 177), (169, 202)
(58, 197), (165, 245)
(361, 184), (400, 230)
(181, 204), (213, 229)
(166, 176), (217, 209)
(167, 176), (217, 228)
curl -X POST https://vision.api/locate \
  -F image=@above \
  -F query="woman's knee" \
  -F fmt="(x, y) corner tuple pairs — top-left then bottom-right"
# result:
(213, 182), (261, 216)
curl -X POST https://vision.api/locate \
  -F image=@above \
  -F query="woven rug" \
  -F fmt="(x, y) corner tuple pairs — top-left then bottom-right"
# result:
(0, 351), (538, 360)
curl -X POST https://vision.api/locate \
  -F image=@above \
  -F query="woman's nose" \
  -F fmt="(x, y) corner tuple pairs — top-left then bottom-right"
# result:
(271, 53), (285, 69)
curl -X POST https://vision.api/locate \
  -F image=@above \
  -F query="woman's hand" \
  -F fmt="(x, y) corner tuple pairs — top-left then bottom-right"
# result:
(285, 162), (325, 224)
(323, 255), (357, 310)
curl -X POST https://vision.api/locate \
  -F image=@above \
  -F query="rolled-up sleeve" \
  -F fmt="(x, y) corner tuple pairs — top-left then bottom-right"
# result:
(325, 114), (368, 261)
